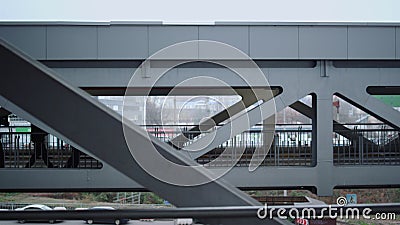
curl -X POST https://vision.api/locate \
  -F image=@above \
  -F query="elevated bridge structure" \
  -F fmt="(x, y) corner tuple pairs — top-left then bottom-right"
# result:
(0, 22), (400, 218)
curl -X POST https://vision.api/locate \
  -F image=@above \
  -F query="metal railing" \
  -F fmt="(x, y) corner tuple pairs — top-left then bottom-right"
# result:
(146, 124), (314, 167)
(146, 123), (400, 167)
(1, 123), (398, 169)
(0, 131), (102, 169)
(0, 124), (314, 168)
(334, 125), (400, 165)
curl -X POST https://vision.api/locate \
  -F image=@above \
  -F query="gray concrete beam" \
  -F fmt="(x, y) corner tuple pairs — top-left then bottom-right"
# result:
(1, 24), (399, 60)
(1, 164), (400, 193)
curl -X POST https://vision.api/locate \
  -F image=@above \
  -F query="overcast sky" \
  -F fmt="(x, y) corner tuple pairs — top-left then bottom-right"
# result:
(0, 0), (399, 23)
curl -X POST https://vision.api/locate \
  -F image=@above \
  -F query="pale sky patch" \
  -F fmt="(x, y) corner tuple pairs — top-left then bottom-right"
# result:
(0, 0), (399, 23)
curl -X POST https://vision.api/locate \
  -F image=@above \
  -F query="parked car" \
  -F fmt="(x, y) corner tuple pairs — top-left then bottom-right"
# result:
(53, 206), (67, 211)
(85, 206), (129, 225)
(15, 204), (56, 224)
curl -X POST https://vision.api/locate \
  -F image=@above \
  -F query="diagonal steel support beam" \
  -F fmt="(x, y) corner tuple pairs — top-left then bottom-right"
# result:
(170, 88), (280, 149)
(337, 91), (400, 130)
(184, 99), (275, 159)
(0, 40), (270, 211)
(185, 89), (312, 159)
(290, 101), (377, 147)
(170, 99), (253, 149)
(289, 101), (314, 119)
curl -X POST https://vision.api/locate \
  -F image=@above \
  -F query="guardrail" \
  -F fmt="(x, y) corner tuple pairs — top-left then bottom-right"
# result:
(333, 125), (400, 165)
(0, 123), (398, 168)
(146, 123), (400, 167)
(0, 131), (102, 169)
(146, 124), (313, 167)
(196, 129), (313, 167)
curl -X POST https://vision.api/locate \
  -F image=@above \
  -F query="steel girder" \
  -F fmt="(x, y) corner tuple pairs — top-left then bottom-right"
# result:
(0, 40), (291, 225)
(1, 34), (400, 198)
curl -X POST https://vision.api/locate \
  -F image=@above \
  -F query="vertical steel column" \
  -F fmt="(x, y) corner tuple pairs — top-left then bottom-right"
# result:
(315, 91), (334, 196)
